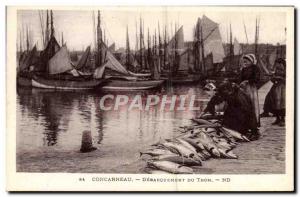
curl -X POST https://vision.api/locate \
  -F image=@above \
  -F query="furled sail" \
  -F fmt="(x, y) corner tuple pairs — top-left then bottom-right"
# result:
(108, 43), (115, 52)
(93, 64), (106, 79)
(75, 46), (92, 71)
(103, 49), (130, 75)
(268, 50), (277, 69)
(199, 15), (225, 63)
(19, 45), (38, 71)
(36, 36), (61, 72)
(233, 38), (242, 55)
(48, 45), (73, 75)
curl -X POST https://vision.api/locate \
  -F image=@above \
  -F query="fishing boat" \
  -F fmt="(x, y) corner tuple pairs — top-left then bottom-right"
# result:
(101, 78), (164, 90)
(92, 12), (164, 91)
(32, 75), (105, 90)
(17, 72), (34, 87)
(27, 11), (106, 90)
(32, 45), (106, 90)
(93, 47), (164, 90)
(160, 16), (225, 84)
(17, 36), (39, 87)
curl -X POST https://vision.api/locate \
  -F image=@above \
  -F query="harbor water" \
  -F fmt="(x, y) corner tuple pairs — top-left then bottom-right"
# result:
(16, 83), (285, 174)
(16, 84), (209, 173)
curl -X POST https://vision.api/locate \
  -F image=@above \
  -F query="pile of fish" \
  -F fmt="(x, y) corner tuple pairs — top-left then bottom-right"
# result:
(141, 118), (250, 174)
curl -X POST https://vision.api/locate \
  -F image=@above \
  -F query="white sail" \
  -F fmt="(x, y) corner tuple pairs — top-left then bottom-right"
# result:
(233, 38), (242, 55)
(48, 45), (73, 75)
(104, 49), (130, 75)
(268, 49), (277, 68)
(108, 43), (115, 52)
(200, 15), (225, 63)
(93, 64), (106, 79)
(168, 25), (185, 52)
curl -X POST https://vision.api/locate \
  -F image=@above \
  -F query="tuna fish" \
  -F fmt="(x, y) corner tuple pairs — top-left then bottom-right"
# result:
(146, 169), (172, 174)
(148, 161), (194, 174)
(176, 138), (198, 153)
(220, 127), (250, 142)
(153, 155), (202, 166)
(218, 148), (237, 159)
(182, 138), (205, 151)
(197, 132), (221, 158)
(140, 148), (174, 157)
(161, 141), (202, 162)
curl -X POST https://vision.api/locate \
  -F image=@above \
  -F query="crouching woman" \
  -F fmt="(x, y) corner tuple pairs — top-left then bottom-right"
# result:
(203, 81), (260, 141)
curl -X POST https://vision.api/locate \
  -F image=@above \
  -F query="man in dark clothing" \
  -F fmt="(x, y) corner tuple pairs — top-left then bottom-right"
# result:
(203, 81), (260, 140)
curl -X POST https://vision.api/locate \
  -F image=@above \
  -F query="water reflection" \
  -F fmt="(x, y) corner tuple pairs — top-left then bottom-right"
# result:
(17, 85), (209, 154)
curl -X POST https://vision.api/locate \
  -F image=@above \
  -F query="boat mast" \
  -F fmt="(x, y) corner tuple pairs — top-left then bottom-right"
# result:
(19, 30), (22, 53)
(135, 19), (138, 63)
(173, 23), (178, 74)
(158, 22), (162, 73)
(194, 18), (201, 72)
(92, 11), (96, 51)
(243, 20), (249, 45)
(45, 10), (49, 44)
(96, 10), (103, 67)
(147, 28), (151, 73)
(126, 25), (130, 68)
(193, 24), (197, 71)
(139, 15), (143, 70)
(50, 10), (54, 38)
(26, 26), (30, 51)
(142, 19), (147, 69)
(199, 19), (206, 75)
(164, 24), (168, 69)
(153, 29), (156, 56)
(61, 32), (64, 46)
(254, 17), (260, 56)
(38, 11), (45, 49)
(229, 23), (233, 69)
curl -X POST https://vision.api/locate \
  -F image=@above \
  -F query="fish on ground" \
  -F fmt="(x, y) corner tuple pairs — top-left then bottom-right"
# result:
(197, 132), (221, 158)
(160, 141), (202, 162)
(140, 148), (174, 157)
(147, 161), (194, 174)
(153, 155), (202, 166)
(220, 127), (250, 142)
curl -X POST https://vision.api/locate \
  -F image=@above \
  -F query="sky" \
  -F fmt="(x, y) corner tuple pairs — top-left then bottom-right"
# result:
(17, 7), (287, 51)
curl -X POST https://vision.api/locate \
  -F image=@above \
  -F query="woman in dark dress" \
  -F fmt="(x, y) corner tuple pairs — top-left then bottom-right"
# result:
(203, 81), (259, 140)
(239, 54), (261, 127)
(260, 58), (286, 126)
(270, 58), (286, 126)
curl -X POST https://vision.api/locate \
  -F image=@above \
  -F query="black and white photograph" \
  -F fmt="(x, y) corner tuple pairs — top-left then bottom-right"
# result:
(6, 6), (294, 191)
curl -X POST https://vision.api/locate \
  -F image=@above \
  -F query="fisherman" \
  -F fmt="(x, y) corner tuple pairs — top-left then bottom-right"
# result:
(260, 58), (286, 126)
(239, 54), (261, 127)
(202, 81), (260, 141)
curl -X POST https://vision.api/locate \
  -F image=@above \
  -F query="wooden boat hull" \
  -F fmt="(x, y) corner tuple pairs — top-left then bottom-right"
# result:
(17, 75), (32, 87)
(102, 79), (164, 90)
(32, 76), (105, 90)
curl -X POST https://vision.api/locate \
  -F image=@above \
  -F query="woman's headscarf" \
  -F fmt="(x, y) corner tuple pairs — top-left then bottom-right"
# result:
(240, 53), (257, 69)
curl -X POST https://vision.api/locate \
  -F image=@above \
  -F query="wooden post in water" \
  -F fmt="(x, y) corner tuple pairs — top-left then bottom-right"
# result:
(80, 130), (97, 153)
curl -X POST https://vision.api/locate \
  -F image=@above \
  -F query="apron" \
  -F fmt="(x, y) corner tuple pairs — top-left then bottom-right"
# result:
(272, 82), (286, 110)
(240, 81), (260, 127)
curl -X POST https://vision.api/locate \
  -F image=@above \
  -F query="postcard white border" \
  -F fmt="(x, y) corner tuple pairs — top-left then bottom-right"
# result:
(6, 6), (294, 191)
